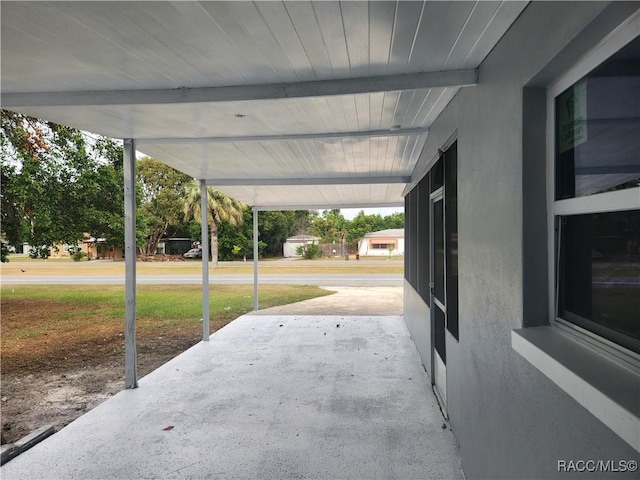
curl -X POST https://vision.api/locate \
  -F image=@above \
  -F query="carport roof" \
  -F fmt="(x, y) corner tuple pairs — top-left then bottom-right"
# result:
(1, 1), (527, 209)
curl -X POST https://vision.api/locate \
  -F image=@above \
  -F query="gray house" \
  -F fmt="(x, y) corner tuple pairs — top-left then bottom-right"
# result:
(1, 1), (638, 478)
(402, 3), (640, 477)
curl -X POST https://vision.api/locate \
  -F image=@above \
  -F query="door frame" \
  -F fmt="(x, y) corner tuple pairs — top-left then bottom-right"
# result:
(430, 186), (447, 415)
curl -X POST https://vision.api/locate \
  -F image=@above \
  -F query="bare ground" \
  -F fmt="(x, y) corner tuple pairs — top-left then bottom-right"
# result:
(1, 298), (209, 445)
(1, 351), (193, 445)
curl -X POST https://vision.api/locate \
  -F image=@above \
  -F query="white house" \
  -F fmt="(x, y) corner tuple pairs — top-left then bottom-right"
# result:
(358, 229), (404, 256)
(282, 234), (320, 258)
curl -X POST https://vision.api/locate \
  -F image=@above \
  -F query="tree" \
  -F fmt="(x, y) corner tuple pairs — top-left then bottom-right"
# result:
(382, 211), (404, 229)
(82, 136), (147, 254)
(0, 110), (133, 257)
(308, 209), (347, 244)
(344, 210), (404, 244)
(137, 157), (192, 255)
(259, 210), (310, 257)
(218, 208), (255, 261)
(183, 182), (245, 268)
(347, 211), (385, 243)
(217, 208), (311, 260)
(0, 162), (21, 250)
(218, 211), (267, 261)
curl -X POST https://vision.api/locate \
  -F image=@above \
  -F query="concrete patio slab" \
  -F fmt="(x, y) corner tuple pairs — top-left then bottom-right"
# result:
(252, 287), (404, 316)
(1, 314), (463, 480)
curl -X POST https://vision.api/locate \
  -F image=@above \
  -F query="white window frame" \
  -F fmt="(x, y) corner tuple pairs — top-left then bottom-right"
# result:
(546, 11), (640, 368)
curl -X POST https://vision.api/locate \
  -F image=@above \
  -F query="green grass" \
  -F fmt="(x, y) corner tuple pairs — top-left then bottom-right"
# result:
(1, 284), (334, 376)
(2, 284), (332, 323)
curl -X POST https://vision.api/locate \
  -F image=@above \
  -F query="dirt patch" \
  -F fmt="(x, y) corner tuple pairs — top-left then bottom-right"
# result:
(1, 299), (208, 444)
(1, 341), (201, 444)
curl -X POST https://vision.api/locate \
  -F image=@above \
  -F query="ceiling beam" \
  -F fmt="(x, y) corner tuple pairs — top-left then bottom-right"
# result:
(2, 69), (477, 108)
(137, 127), (428, 145)
(205, 176), (411, 187)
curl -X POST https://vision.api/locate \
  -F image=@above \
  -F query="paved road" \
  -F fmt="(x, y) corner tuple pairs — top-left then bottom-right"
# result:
(0, 274), (403, 287)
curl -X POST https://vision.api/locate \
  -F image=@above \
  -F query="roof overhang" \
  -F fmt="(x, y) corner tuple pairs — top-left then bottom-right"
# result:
(1, 1), (528, 209)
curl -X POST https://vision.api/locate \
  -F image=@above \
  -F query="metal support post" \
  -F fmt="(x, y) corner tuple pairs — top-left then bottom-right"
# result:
(201, 180), (210, 341)
(253, 207), (259, 311)
(123, 139), (137, 389)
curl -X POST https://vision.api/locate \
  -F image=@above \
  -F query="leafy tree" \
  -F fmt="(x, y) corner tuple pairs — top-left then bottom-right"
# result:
(0, 110), (134, 257)
(137, 157), (192, 255)
(218, 208), (256, 261)
(347, 211), (385, 243)
(82, 136), (146, 253)
(183, 181), (245, 268)
(0, 163), (21, 250)
(383, 211), (405, 229)
(308, 209), (347, 244)
(259, 210), (309, 257)
(344, 210), (404, 243)
(218, 208), (310, 260)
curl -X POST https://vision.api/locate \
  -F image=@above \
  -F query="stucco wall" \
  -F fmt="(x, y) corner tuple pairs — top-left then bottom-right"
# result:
(403, 2), (639, 478)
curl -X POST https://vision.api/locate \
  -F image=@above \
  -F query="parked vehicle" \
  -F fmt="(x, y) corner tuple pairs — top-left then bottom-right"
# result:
(183, 248), (202, 259)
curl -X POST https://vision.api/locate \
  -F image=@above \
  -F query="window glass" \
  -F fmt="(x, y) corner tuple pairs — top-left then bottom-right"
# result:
(555, 36), (640, 200)
(558, 210), (640, 353)
(431, 157), (443, 192)
(434, 197), (445, 303)
(417, 174), (431, 305)
(434, 306), (446, 363)
(405, 188), (418, 289)
(445, 143), (459, 340)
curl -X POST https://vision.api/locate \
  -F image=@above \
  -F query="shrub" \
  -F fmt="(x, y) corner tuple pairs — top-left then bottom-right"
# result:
(28, 246), (50, 259)
(296, 243), (320, 260)
(71, 251), (86, 262)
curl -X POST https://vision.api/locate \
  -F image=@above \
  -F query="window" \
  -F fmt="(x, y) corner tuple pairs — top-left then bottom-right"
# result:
(513, 13), (640, 453)
(405, 188), (418, 289)
(416, 174), (431, 304)
(444, 144), (459, 340)
(430, 141), (459, 343)
(372, 243), (395, 249)
(549, 27), (640, 359)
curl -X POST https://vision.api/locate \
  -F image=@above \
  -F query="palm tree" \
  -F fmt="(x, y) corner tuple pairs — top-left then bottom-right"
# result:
(183, 181), (245, 268)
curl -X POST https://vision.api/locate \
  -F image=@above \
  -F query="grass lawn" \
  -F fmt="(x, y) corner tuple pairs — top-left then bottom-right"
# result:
(0, 284), (332, 376)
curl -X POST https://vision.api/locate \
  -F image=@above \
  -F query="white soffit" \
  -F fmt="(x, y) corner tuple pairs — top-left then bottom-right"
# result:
(138, 133), (428, 181)
(1, 1), (528, 208)
(211, 183), (408, 211)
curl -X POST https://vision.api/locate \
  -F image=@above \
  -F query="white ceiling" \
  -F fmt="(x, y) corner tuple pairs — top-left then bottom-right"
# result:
(1, 1), (528, 209)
